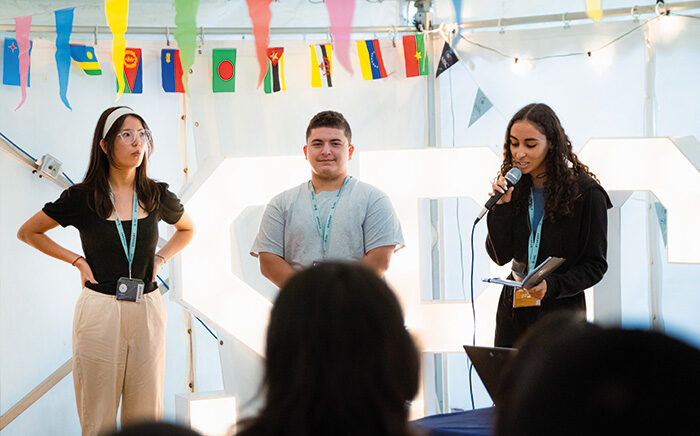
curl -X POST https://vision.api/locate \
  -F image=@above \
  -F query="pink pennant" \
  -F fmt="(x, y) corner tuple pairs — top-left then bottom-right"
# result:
(14, 15), (32, 111)
(246, 0), (273, 88)
(325, 0), (355, 74)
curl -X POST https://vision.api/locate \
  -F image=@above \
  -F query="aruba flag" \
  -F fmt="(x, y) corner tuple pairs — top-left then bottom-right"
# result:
(116, 47), (142, 94)
(161, 49), (184, 93)
(356, 39), (387, 81)
(70, 44), (101, 75)
(3, 38), (32, 86)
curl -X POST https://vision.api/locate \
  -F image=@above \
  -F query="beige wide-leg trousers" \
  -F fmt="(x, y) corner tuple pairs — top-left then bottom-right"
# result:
(72, 288), (168, 436)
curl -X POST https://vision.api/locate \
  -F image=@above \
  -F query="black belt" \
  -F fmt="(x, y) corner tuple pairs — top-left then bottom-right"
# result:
(85, 281), (159, 295)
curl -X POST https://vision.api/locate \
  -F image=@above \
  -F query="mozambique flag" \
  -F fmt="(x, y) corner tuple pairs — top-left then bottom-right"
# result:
(402, 34), (428, 77)
(264, 47), (286, 94)
(161, 49), (184, 93)
(70, 44), (101, 75)
(116, 47), (142, 94)
(356, 39), (387, 81)
(212, 48), (236, 93)
(310, 44), (332, 88)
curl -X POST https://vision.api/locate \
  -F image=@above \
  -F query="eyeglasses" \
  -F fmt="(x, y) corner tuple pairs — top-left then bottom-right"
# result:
(116, 129), (152, 144)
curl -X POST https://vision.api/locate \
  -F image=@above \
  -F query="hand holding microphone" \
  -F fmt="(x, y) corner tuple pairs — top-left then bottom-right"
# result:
(475, 167), (522, 223)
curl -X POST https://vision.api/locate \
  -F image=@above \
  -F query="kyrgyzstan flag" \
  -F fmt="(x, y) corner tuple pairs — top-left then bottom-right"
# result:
(403, 34), (428, 78)
(161, 49), (184, 93)
(213, 48), (236, 93)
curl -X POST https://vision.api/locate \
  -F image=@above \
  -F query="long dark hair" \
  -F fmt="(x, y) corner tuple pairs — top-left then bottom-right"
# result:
(77, 106), (160, 218)
(237, 263), (420, 436)
(500, 103), (597, 221)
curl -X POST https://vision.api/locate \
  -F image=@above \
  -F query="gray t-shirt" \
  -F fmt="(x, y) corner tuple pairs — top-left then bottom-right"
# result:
(250, 176), (404, 269)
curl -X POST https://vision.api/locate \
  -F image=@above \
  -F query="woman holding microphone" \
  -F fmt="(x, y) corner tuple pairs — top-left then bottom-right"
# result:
(486, 103), (611, 347)
(17, 106), (194, 435)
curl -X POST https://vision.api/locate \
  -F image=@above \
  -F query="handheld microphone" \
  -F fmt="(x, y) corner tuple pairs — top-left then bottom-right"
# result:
(474, 167), (522, 223)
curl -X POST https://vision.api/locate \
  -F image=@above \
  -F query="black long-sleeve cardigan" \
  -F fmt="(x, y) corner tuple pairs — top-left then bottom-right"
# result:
(486, 173), (612, 347)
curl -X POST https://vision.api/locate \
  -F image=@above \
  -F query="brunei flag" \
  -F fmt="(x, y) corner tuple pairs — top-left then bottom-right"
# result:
(310, 44), (333, 88)
(402, 34), (428, 78)
(264, 47), (286, 94)
(356, 39), (387, 81)
(116, 47), (142, 94)
(212, 48), (236, 93)
(70, 44), (101, 75)
(161, 49), (184, 93)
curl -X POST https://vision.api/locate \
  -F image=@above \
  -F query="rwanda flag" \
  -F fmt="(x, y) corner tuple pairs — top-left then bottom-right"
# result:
(212, 48), (236, 93)
(70, 44), (101, 75)
(402, 34), (428, 78)
(264, 47), (286, 94)
(117, 47), (142, 94)
(356, 39), (387, 81)
(161, 49), (184, 93)
(310, 44), (332, 88)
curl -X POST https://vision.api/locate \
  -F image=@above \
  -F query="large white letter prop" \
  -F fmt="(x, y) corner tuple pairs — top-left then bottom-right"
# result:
(359, 147), (506, 417)
(174, 156), (310, 355)
(578, 137), (700, 263)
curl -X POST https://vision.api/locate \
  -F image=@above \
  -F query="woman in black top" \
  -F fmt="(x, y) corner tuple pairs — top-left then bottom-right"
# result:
(486, 103), (611, 348)
(17, 106), (194, 435)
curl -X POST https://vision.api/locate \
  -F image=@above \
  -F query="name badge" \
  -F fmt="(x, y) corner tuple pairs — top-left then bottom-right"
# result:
(513, 288), (541, 308)
(116, 277), (145, 302)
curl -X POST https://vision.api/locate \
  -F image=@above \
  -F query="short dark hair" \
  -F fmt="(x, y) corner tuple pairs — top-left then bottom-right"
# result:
(237, 262), (420, 436)
(305, 110), (352, 143)
(495, 313), (700, 436)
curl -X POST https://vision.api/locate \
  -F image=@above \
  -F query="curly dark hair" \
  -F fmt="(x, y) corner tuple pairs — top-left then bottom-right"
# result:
(500, 103), (598, 221)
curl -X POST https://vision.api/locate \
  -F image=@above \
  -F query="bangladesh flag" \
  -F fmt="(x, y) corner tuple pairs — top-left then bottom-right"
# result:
(213, 48), (236, 93)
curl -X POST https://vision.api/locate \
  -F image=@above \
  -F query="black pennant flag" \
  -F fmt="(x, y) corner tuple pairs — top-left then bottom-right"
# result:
(435, 41), (459, 77)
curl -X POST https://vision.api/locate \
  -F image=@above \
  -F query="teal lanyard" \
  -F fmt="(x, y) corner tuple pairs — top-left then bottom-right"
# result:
(310, 176), (350, 258)
(528, 187), (543, 273)
(109, 188), (139, 279)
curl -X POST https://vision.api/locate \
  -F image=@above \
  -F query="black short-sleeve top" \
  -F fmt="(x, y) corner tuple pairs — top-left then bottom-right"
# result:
(43, 182), (185, 295)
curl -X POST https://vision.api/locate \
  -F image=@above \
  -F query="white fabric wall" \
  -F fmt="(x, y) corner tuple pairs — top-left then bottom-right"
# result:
(1, 6), (699, 434)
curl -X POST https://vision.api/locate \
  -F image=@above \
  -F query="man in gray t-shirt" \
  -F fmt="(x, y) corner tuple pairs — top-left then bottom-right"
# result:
(251, 111), (404, 287)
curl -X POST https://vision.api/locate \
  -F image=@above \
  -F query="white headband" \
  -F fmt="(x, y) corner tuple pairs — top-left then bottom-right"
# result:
(102, 107), (137, 139)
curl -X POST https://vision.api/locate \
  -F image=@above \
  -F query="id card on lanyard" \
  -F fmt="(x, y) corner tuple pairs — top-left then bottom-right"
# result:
(110, 188), (144, 302)
(310, 176), (350, 260)
(514, 187), (543, 308)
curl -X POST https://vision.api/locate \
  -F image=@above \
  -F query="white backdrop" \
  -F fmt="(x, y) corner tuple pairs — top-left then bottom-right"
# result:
(1, 4), (700, 434)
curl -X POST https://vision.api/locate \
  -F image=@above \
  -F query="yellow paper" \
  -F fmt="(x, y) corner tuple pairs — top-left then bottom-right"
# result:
(105, 0), (129, 100)
(513, 289), (541, 308)
(586, 0), (603, 22)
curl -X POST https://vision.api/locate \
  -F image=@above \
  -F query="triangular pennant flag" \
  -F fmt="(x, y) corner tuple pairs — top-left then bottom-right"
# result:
(173, 0), (199, 93)
(55, 8), (74, 110)
(246, 0), (273, 88)
(402, 34), (428, 78)
(264, 47), (286, 94)
(161, 49), (184, 93)
(468, 88), (493, 127)
(213, 48), (236, 93)
(105, 0), (129, 100)
(310, 44), (333, 88)
(324, 0), (354, 73)
(115, 47), (142, 94)
(12, 15), (32, 111)
(586, 0), (603, 22)
(70, 45), (102, 75)
(356, 39), (387, 81)
(436, 41), (459, 78)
